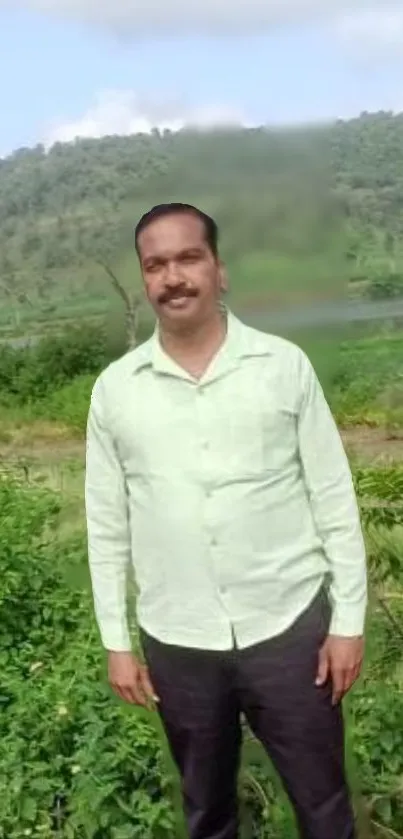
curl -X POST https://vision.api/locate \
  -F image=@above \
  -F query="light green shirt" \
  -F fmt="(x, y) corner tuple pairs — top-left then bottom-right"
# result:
(85, 311), (367, 652)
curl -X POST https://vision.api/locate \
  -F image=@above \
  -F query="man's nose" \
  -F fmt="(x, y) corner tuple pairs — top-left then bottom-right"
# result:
(165, 262), (182, 284)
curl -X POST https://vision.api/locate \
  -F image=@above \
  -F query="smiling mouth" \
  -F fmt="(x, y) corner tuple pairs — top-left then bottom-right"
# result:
(164, 296), (194, 308)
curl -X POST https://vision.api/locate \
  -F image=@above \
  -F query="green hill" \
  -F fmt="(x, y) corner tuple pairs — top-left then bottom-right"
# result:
(1, 111), (403, 327)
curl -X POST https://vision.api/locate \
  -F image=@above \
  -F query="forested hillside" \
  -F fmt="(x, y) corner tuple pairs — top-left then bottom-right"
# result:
(1, 110), (403, 324)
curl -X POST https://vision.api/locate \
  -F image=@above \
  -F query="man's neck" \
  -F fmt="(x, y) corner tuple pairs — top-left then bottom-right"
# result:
(159, 309), (227, 378)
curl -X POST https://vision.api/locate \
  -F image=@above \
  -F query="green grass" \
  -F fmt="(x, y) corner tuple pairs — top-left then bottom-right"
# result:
(331, 332), (403, 429)
(228, 248), (349, 305)
(1, 461), (402, 838)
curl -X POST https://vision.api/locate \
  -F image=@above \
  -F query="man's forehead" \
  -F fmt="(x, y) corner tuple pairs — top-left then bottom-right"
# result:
(138, 213), (206, 255)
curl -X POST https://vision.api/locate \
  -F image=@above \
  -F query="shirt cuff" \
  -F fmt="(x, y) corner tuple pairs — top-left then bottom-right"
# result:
(329, 599), (367, 637)
(99, 623), (132, 652)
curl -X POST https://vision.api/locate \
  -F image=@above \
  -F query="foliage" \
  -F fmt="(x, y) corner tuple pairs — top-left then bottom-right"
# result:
(0, 320), (152, 408)
(3, 113), (403, 323)
(330, 332), (403, 427)
(32, 374), (100, 432)
(2, 323), (403, 438)
(355, 466), (403, 533)
(0, 477), (177, 839)
(0, 325), (106, 404)
(352, 466), (403, 834)
(1, 457), (402, 838)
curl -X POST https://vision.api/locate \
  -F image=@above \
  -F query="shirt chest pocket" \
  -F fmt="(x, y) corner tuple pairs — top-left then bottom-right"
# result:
(218, 391), (299, 477)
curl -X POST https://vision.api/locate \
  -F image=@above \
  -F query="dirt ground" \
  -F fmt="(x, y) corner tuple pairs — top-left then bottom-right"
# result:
(1, 424), (402, 467)
(342, 426), (403, 465)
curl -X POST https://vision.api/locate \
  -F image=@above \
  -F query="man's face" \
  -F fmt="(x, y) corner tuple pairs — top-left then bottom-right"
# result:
(137, 212), (227, 328)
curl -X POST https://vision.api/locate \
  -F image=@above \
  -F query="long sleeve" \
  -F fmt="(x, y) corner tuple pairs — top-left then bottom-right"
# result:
(85, 375), (132, 651)
(296, 351), (368, 637)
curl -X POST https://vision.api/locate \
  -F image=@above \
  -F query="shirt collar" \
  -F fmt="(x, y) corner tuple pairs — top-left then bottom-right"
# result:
(129, 308), (275, 381)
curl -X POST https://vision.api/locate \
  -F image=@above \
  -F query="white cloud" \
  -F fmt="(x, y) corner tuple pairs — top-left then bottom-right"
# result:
(0, 0), (395, 36)
(44, 90), (253, 147)
(2, 0), (402, 64)
(334, 7), (403, 56)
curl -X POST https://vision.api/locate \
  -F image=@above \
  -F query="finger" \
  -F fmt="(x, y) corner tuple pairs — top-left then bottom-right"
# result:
(130, 678), (149, 706)
(140, 667), (160, 705)
(123, 684), (145, 705)
(110, 682), (131, 703)
(342, 664), (361, 697)
(315, 648), (329, 686)
(331, 670), (344, 705)
(110, 681), (146, 706)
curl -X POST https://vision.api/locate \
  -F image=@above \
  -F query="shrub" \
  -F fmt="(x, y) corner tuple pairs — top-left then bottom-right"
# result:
(0, 319), (153, 406)
(0, 478), (176, 839)
(0, 326), (105, 404)
(34, 375), (97, 433)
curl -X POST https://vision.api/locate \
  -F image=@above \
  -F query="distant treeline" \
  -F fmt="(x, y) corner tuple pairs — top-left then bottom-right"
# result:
(2, 111), (403, 314)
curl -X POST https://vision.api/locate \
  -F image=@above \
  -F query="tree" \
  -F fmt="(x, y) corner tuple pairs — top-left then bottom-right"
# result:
(97, 260), (143, 351)
(384, 230), (396, 273)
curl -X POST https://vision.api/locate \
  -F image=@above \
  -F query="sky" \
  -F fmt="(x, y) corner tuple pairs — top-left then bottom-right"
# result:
(1, 1), (403, 155)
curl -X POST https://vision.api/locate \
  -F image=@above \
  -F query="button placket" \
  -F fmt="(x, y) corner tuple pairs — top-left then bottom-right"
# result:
(195, 384), (225, 599)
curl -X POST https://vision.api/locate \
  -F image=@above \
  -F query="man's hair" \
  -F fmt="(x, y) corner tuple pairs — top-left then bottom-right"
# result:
(134, 203), (219, 258)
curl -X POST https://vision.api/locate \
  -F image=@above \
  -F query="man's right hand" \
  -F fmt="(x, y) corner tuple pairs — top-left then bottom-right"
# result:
(108, 651), (159, 707)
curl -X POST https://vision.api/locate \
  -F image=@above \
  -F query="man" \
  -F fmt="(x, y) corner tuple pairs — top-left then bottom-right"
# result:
(85, 202), (367, 839)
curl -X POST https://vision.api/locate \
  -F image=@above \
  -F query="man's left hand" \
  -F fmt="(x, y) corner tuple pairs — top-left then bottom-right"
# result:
(315, 635), (364, 705)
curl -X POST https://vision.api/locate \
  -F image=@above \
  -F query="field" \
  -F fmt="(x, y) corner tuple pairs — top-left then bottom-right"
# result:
(1, 111), (403, 838)
(1, 315), (403, 839)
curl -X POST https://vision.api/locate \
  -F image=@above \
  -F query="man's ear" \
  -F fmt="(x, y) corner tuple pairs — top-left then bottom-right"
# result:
(218, 262), (228, 294)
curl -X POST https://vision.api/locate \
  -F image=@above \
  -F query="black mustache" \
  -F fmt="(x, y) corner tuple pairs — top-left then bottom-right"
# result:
(158, 287), (199, 304)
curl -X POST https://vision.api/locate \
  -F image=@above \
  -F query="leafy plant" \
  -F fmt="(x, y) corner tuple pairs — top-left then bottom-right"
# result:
(1, 427), (403, 838)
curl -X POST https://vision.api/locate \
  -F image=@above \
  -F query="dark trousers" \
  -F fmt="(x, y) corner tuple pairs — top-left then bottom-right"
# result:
(140, 588), (355, 839)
